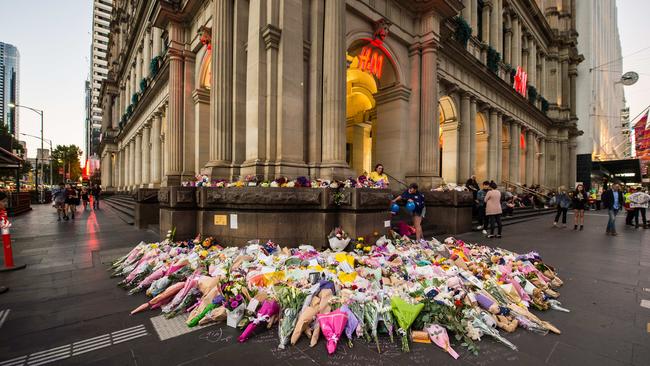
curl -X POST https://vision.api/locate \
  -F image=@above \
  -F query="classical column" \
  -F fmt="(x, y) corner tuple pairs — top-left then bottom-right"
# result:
(151, 112), (162, 186)
(205, 0), (233, 177)
(406, 45), (421, 175)
(525, 130), (535, 185)
(539, 54), (546, 97)
(569, 137), (577, 187)
(489, 1), (498, 48)
(470, 0), (478, 36)
(123, 144), (129, 188)
(142, 123), (151, 185)
(509, 121), (520, 183)
(496, 112), (503, 183)
(130, 138), (136, 187)
(528, 40), (536, 88)
(561, 56), (569, 108)
(496, 0), (503, 54)
(135, 47), (143, 90)
(418, 41), (440, 178)
(482, 4), (490, 43)
(504, 14), (512, 64)
(469, 97), (477, 175)
(135, 131), (142, 186)
(116, 149), (122, 189)
(321, 0), (348, 175)
(560, 139), (569, 188)
(538, 137), (546, 187)
(459, 92), (472, 181)
(488, 109), (498, 181)
(512, 16), (520, 67)
(501, 119), (510, 182)
(152, 27), (162, 58)
(164, 21), (185, 185)
(569, 64), (577, 116)
(143, 28), (151, 78)
(462, 0), (472, 23)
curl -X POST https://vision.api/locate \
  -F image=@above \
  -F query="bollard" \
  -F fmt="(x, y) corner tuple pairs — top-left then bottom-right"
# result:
(0, 227), (26, 272)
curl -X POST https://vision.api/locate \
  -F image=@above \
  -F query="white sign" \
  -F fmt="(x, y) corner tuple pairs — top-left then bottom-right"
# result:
(229, 214), (238, 229)
(384, 220), (391, 228)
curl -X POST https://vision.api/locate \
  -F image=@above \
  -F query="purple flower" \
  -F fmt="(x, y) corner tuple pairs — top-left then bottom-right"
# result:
(235, 294), (244, 302)
(296, 176), (310, 187)
(230, 300), (239, 309)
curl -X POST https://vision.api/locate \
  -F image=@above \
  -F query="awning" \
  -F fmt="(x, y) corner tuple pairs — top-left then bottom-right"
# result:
(0, 146), (23, 169)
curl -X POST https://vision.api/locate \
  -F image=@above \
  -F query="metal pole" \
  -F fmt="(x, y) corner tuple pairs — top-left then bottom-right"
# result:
(40, 111), (44, 203)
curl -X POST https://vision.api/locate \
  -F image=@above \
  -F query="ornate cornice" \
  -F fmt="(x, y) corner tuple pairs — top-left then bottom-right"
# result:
(261, 24), (281, 50)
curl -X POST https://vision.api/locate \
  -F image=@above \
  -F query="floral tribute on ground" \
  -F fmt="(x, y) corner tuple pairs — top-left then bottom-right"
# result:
(111, 232), (567, 357)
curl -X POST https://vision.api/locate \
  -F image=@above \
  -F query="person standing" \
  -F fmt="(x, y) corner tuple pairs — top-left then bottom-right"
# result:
(91, 184), (102, 210)
(81, 187), (90, 210)
(553, 186), (571, 228)
(392, 183), (426, 241)
(572, 184), (587, 230)
(476, 181), (490, 234)
(484, 182), (503, 238)
(64, 183), (78, 220)
(602, 183), (624, 235)
(52, 182), (68, 221)
(624, 188), (635, 226)
(629, 187), (650, 229)
(466, 175), (479, 199)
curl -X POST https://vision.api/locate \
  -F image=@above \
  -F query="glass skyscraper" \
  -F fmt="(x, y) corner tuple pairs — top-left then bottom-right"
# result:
(0, 42), (20, 136)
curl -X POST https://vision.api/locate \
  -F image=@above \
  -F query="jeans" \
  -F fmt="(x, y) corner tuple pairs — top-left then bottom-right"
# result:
(554, 207), (568, 224)
(634, 208), (647, 226)
(488, 214), (502, 235)
(607, 209), (619, 233)
(92, 195), (100, 209)
(478, 206), (486, 227)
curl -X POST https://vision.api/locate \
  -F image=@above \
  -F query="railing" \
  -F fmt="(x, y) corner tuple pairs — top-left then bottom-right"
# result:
(502, 179), (551, 200)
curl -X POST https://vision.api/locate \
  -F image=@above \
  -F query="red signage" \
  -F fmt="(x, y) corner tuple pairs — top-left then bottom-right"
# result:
(357, 46), (384, 79)
(513, 66), (527, 97)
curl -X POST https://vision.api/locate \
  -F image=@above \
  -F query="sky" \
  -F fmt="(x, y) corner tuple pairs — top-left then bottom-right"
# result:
(0, 0), (91, 159)
(617, 0), (650, 123)
(0, 1), (648, 159)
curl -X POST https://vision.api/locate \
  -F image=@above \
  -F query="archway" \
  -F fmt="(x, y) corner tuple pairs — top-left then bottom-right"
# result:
(346, 38), (400, 178)
(475, 112), (489, 181)
(439, 96), (459, 183)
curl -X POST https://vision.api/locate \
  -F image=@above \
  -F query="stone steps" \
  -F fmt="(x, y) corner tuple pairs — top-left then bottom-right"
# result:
(103, 195), (135, 225)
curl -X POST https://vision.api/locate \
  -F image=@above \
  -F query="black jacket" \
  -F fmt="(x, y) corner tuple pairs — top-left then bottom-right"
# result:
(601, 190), (624, 209)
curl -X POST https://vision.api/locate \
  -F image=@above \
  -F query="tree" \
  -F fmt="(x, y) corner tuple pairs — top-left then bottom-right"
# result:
(51, 145), (82, 183)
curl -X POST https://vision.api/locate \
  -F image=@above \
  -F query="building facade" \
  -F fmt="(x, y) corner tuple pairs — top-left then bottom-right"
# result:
(575, 0), (628, 160)
(99, 0), (581, 192)
(86, 0), (112, 161)
(0, 42), (20, 136)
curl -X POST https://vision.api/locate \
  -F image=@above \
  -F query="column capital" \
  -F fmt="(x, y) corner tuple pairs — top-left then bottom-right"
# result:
(408, 42), (422, 56)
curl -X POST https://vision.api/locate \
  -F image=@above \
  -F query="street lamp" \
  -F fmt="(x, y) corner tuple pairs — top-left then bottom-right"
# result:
(9, 103), (44, 203)
(20, 133), (53, 189)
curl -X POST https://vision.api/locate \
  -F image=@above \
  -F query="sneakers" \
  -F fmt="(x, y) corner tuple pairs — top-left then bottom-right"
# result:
(553, 222), (558, 227)
(487, 234), (496, 238)
(477, 225), (483, 230)
(579, 225), (583, 231)
(481, 229), (487, 235)
(573, 225), (577, 230)
(496, 234), (502, 238)
(63, 215), (69, 221)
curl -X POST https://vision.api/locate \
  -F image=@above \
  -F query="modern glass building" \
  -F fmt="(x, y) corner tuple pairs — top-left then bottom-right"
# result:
(0, 42), (20, 136)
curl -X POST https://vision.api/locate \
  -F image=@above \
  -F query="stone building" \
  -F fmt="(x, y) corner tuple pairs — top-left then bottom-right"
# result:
(99, 0), (581, 193)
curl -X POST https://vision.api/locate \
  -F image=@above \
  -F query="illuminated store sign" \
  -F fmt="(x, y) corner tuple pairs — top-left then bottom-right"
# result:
(357, 46), (384, 79)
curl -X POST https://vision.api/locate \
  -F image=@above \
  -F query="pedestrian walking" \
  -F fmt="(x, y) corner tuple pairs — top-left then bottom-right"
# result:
(602, 183), (624, 236)
(64, 183), (78, 220)
(624, 188), (635, 226)
(476, 181), (490, 234)
(552, 186), (571, 227)
(81, 187), (90, 210)
(484, 182), (503, 238)
(91, 184), (102, 210)
(572, 184), (587, 230)
(628, 187), (650, 228)
(52, 182), (68, 221)
(392, 183), (425, 241)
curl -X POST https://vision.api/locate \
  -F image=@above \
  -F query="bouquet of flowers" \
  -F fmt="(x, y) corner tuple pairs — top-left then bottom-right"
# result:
(327, 227), (351, 252)
(317, 309), (348, 354)
(276, 286), (308, 349)
(391, 297), (424, 352)
(239, 300), (280, 342)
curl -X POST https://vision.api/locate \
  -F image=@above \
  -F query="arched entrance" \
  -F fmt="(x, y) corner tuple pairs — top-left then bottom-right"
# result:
(439, 96), (459, 183)
(475, 112), (489, 182)
(345, 38), (401, 177)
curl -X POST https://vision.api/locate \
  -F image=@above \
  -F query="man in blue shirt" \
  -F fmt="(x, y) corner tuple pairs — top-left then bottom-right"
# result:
(602, 183), (624, 236)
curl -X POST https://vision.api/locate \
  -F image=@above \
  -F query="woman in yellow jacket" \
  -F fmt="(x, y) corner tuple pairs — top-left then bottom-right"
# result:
(368, 164), (389, 187)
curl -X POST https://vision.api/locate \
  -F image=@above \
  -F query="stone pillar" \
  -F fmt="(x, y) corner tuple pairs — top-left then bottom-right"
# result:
(193, 89), (210, 174)
(489, 1), (498, 48)
(470, 0), (478, 36)
(308, 0), (325, 169)
(406, 45), (421, 176)
(496, 0), (503, 54)
(123, 143), (129, 188)
(469, 97), (477, 175)
(152, 27), (162, 58)
(487, 109), (498, 181)
(560, 139), (569, 188)
(569, 64), (577, 116)
(164, 21), (185, 186)
(525, 130), (535, 185)
(142, 123), (151, 185)
(569, 137), (577, 187)
(501, 119), (510, 182)
(182, 51), (196, 178)
(135, 131), (142, 186)
(136, 47), (143, 90)
(458, 92), (471, 181)
(482, 4), (490, 43)
(462, 0), (472, 24)
(539, 55), (546, 97)
(143, 28), (151, 77)
(509, 121), (520, 183)
(538, 137), (546, 187)
(512, 16), (520, 67)
(528, 40), (536, 88)
(418, 41), (440, 180)
(441, 119), (460, 184)
(561, 56), (569, 108)
(496, 112), (503, 183)
(205, 0), (234, 177)
(151, 112), (162, 186)
(321, 0), (348, 176)
(504, 15), (512, 64)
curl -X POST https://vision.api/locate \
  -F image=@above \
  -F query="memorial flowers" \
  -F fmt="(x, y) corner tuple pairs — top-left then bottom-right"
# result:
(114, 233), (567, 358)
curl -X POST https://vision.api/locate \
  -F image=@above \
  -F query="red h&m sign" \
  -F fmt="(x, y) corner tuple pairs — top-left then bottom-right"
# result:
(357, 46), (384, 79)
(513, 66), (527, 97)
